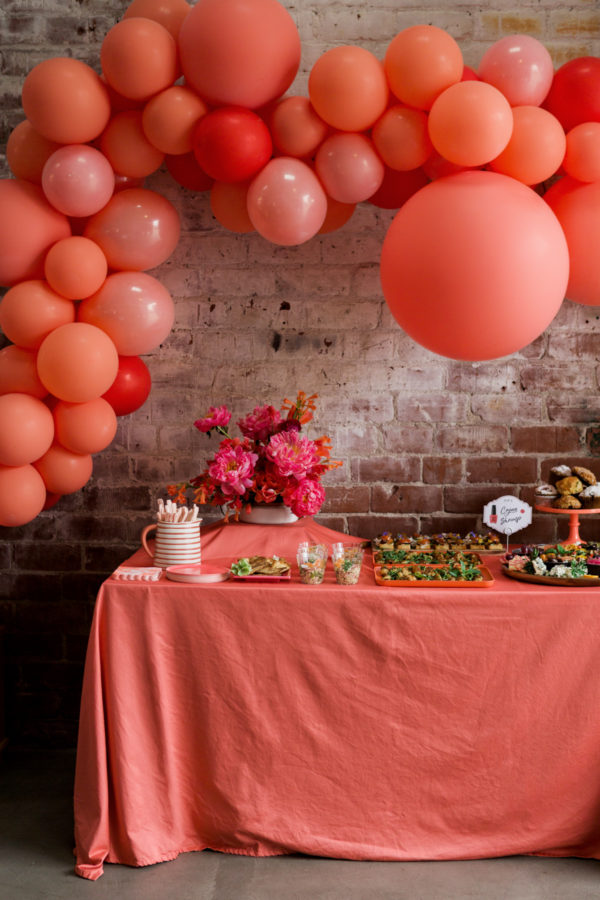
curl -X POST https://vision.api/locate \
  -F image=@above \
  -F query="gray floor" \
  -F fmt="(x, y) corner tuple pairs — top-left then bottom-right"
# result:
(1, 750), (599, 900)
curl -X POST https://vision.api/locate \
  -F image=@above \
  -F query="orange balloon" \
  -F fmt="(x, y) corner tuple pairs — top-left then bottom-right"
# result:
(101, 17), (178, 101)
(428, 81), (513, 167)
(545, 180), (600, 305)
(142, 86), (208, 155)
(372, 106), (433, 171)
(0, 346), (47, 398)
(318, 196), (355, 233)
(0, 180), (71, 288)
(101, 110), (165, 178)
(309, 46), (389, 132)
(489, 106), (566, 186)
(123, 0), (191, 39)
(6, 121), (61, 184)
(210, 181), (255, 233)
(21, 57), (111, 144)
(37, 322), (119, 402)
(0, 393), (54, 466)
(0, 464), (47, 527)
(267, 96), (329, 158)
(34, 444), (93, 494)
(0, 280), (76, 349)
(54, 397), (117, 455)
(563, 122), (600, 183)
(384, 25), (463, 111)
(44, 236), (108, 300)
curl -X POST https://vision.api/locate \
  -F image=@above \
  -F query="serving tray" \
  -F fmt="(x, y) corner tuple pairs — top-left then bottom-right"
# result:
(232, 573), (291, 582)
(501, 565), (600, 587)
(374, 564), (495, 588)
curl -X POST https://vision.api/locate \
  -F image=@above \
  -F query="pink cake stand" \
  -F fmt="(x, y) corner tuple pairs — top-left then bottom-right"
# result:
(535, 504), (600, 545)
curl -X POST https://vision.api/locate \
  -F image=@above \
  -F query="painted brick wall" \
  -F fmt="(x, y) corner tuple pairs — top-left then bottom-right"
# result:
(1, 0), (599, 746)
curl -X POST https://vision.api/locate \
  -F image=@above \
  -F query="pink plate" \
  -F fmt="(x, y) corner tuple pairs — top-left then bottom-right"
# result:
(165, 564), (230, 584)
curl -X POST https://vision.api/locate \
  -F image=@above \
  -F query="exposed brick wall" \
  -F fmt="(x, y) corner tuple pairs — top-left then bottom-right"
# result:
(1, 0), (599, 747)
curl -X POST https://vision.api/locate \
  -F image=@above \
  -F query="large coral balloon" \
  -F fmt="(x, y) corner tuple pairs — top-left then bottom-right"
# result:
(178, 0), (301, 109)
(380, 171), (569, 360)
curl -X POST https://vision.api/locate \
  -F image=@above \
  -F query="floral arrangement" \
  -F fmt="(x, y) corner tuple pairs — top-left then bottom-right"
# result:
(168, 391), (342, 518)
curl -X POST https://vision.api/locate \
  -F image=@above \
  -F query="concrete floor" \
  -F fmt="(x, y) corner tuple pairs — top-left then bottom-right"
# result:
(1, 750), (599, 900)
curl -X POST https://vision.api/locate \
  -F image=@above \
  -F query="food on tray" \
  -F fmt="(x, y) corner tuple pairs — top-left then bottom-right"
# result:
(537, 463), (599, 509)
(371, 531), (503, 552)
(572, 466), (597, 486)
(230, 555), (290, 576)
(534, 482), (558, 501)
(549, 464), (573, 484)
(504, 543), (600, 579)
(372, 549), (481, 565)
(580, 484), (600, 508)
(377, 562), (484, 582)
(553, 494), (582, 509)
(555, 475), (583, 496)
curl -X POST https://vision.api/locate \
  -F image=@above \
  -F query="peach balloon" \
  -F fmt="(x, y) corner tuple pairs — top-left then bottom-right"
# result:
(34, 444), (93, 494)
(428, 81), (513, 167)
(318, 196), (356, 234)
(178, 0), (301, 109)
(143, 85), (208, 155)
(6, 121), (61, 185)
(563, 123), (600, 183)
(21, 57), (111, 144)
(54, 397), (118, 455)
(308, 45), (389, 132)
(0, 180), (71, 287)
(84, 188), (180, 271)
(315, 133), (384, 204)
(123, 0), (191, 39)
(101, 111), (165, 178)
(37, 322), (119, 402)
(380, 170), (569, 360)
(0, 393), (54, 466)
(246, 158), (327, 245)
(0, 346), (47, 398)
(269, 97), (329, 158)
(545, 180), (600, 305)
(44, 237), (108, 300)
(101, 17), (178, 101)
(0, 464), (47, 527)
(478, 35), (554, 107)
(372, 106), (433, 171)
(0, 281), (76, 349)
(384, 25), (463, 110)
(78, 272), (175, 355)
(210, 181), (255, 233)
(41, 145), (115, 218)
(489, 106), (566, 186)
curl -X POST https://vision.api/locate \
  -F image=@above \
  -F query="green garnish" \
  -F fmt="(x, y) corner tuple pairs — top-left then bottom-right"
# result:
(230, 558), (252, 576)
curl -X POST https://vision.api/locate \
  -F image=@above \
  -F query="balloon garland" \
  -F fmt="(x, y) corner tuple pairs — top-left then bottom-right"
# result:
(0, 0), (599, 527)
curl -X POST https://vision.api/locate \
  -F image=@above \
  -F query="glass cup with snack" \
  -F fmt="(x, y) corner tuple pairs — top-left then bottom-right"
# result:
(331, 542), (364, 585)
(296, 543), (328, 585)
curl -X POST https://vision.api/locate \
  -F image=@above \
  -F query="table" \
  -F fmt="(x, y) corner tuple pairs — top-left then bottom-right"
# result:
(74, 518), (600, 880)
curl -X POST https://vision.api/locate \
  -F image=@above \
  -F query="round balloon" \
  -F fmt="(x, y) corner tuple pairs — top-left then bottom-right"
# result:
(0, 280), (76, 349)
(315, 133), (384, 204)
(100, 16), (178, 101)
(545, 180), (600, 305)
(372, 106), (433, 171)
(178, 0), (301, 109)
(428, 81), (514, 167)
(83, 188), (180, 271)
(0, 393), (54, 466)
(368, 166), (430, 210)
(210, 181), (255, 233)
(544, 57), (600, 133)
(165, 152), (214, 191)
(21, 57), (111, 144)
(318, 196), (355, 234)
(78, 271), (175, 355)
(270, 96), (329, 158)
(308, 45), (388, 132)
(142, 85), (208, 156)
(36, 322), (119, 402)
(6, 121), (61, 184)
(246, 158), (327, 245)
(478, 35), (554, 107)
(102, 355), (152, 416)
(380, 170), (569, 360)
(563, 123), (600, 183)
(192, 107), (273, 183)
(0, 180), (71, 287)
(34, 444), (93, 494)
(0, 346), (47, 398)
(54, 397), (118, 454)
(123, 0), (191, 39)
(384, 25), (463, 110)
(44, 236), (108, 300)
(0, 464), (47, 527)
(100, 111), (165, 178)
(488, 106), (566, 186)
(41, 145), (115, 218)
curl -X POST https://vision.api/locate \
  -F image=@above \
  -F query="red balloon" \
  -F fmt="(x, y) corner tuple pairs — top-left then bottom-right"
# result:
(544, 57), (600, 133)
(192, 107), (273, 183)
(165, 153), (214, 192)
(102, 355), (152, 416)
(368, 167), (430, 209)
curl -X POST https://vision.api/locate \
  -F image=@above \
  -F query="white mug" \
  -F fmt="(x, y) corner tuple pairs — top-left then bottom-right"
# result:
(141, 520), (202, 568)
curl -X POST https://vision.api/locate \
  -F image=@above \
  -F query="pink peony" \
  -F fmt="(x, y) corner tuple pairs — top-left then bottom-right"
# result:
(194, 405), (231, 433)
(266, 431), (320, 478)
(237, 405), (282, 442)
(208, 444), (258, 496)
(286, 478), (326, 517)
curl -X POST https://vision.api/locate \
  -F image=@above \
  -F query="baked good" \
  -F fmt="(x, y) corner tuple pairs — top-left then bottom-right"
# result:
(535, 483), (558, 501)
(555, 476), (584, 495)
(580, 484), (600, 508)
(553, 494), (582, 509)
(549, 464), (573, 485)
(572, 466), (597, 486)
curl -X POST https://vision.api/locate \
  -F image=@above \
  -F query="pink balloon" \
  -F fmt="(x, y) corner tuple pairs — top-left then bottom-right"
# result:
(42, 145), (115, 218)
(545, 180), (600, 305)
(34, 443), (93, 494)
(478, 35), (554, 107)
(246, 158), (327, 246)
(0, 463), (47, 527)
(83, 188), (180, 271)
(54, 397), (117, 454)
(37, 322), (119, 402)
(315, 133), (385, 203)
(78, 271), (175, 354)
(0, 392), (54, 466)
(0, 345), (47, 398)
(380, 171), (569, 360)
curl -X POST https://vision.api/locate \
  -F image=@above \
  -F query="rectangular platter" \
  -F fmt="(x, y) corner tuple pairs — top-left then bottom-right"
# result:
(374, 564), (495, 588)
(372, 550), (482, 566)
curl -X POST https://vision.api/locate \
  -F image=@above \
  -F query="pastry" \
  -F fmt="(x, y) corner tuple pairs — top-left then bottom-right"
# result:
(553, 494), (582, 509)
(572, 466), (597, 486)
(549, 464), (573, 485)
(580, 484), (600, 508)
(555, 476), (584, 495)
(535, 483), (558, 501)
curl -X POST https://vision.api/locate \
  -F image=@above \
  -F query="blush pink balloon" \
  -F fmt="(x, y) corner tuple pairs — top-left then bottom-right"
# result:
(34, 443), (93, 494)
(0, 463), (47, 526)
(78, 271), (175, 355)
(83, 188), (180, 271)
(41, 145), (115, 218)
(315, 133), (384, 203)
(478, 35), (554, 107)
(246, 158), (327, 245)
(0, 392), (55, 466)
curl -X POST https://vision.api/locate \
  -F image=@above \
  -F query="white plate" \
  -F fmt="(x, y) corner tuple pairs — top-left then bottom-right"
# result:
(165, 564), (230, 584)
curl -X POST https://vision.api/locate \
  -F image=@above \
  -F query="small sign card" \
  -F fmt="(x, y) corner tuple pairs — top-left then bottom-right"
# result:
(483, 495), (532, 551)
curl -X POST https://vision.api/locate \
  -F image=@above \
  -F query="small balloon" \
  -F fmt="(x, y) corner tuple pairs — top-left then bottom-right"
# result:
(34, 444), (93, 495)
(142, 85), (208, 156)
(102, 355), (152, 416)
(315, 133), (384, 204)
(488, 106), (566, 185)
(101, 111), (165, 178)
(123, 0), (191, 40)
(246, 158), (327, 245)
(428, 81), (514, 167)
(478, 35), (554, 107)
(42, 145), (115, 218)
(165, 153), (214, 191)
(0, 393), (54, 466)
(545, 180), (600, 305)
(192, 107), (273, 183)
(544, 57), (600, 133)
(101, 16), (178, 101)
(0, 346), (47, 398)
(54, 397), (118, 455)
(0, 280), (76, 349)
(308, 45), (388, 132)
(6, 121), (61, 184)
(563, 123), (600, 183)
(368, 166), (430, 209)
(0, 464), (47, 527)
(210, 181), (255, 233)
(318, 196), (356, 234)
(36, 322), (119, 403)
(44, 236), (108, 301)
(384, 25), (463, 110)
(372, 106), (433, 171)
(269, 96), (329, 158)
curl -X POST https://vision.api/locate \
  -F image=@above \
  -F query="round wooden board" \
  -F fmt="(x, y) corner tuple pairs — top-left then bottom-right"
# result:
(501, 565), (600, 587)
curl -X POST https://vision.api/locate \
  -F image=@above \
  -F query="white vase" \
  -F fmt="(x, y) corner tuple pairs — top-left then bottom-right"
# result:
(239, 504), (299, 525)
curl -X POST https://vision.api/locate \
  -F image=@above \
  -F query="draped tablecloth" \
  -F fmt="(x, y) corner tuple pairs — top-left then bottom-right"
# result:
(74, 518), (600, 879)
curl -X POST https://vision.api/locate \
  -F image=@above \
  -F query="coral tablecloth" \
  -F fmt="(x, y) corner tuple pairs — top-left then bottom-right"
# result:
(74, 518), (600, 879)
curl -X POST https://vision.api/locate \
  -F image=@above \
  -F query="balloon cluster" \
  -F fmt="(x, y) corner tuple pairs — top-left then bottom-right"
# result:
(1, 0), (600, 526)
